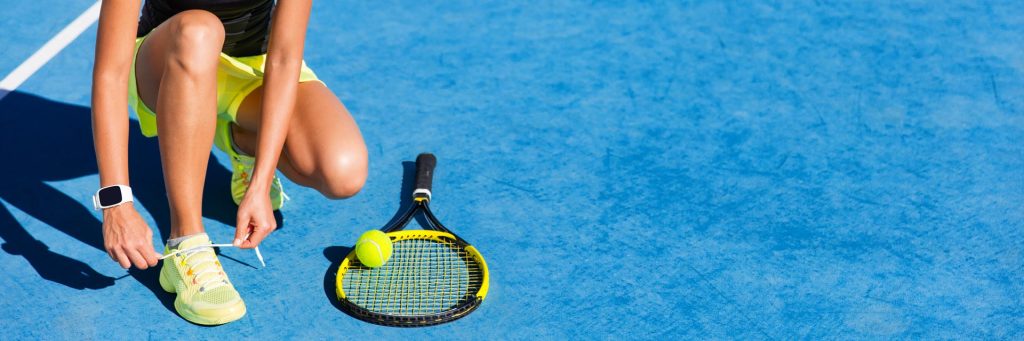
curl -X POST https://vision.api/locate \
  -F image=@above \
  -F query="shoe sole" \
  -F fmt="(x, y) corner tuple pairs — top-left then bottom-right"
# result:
(159, 268), (247, 325)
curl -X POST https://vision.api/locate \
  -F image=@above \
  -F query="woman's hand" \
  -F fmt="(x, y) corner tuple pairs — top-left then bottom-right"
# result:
(233, 0), (311, 250)
(234, 185), (277, 249)
(102, 203), (161, 269)
(93, 0), (149, 270)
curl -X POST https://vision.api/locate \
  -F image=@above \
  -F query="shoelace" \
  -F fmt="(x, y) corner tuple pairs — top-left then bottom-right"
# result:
(184, 246), (227, 291)
(159, 243), (265, 292)
(161, 243), (265, 267)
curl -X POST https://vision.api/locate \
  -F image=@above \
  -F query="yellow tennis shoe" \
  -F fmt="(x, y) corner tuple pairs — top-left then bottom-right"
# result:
(159, 234), (246, 325)
(214, 120), (287, 210)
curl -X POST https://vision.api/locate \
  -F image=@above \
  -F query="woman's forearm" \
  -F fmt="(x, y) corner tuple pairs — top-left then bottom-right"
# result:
(91, 0), (141, 187)
(92, 76), (131, 186)
(250, 0), (312, 192)
(250, 58), (301, 192)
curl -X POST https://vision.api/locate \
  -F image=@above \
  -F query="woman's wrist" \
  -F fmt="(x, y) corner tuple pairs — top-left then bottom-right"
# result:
(247, 168), (275, 195)
(249, 149), (280, 195)
(102, 202), (135, 219)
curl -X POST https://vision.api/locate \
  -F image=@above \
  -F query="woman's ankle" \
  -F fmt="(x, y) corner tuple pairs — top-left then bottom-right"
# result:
(166, 232), (207, 248)
(168, 224), (206, 239)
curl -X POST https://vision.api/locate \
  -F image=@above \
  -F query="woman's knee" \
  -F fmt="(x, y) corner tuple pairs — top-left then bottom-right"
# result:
(165, 10), (224, 72)
(316, 150), (368, 199)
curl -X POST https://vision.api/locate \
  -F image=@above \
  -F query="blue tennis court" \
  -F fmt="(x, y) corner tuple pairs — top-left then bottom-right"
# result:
(1, 0), (1022, 339)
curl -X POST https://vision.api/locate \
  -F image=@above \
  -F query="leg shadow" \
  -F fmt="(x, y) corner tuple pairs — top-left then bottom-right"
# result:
(0, 204), (114, 289)
(0, 91), (237, 315)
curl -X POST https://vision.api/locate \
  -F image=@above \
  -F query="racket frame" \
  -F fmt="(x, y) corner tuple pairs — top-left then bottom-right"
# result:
(334, 154), (490, 327)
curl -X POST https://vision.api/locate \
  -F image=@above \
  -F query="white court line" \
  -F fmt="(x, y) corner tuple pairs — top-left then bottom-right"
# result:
(0, 1), (102, 102)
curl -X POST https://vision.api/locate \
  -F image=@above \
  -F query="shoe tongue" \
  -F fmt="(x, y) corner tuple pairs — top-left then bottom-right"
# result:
(176, 233), (213, 250)
(174, 234), (224, 287)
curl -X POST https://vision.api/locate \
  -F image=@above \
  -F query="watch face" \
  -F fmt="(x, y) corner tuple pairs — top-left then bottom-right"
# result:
(98, 187), (123, 206)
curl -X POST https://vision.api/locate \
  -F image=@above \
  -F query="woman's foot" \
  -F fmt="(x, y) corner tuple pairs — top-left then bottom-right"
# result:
(159, 233), (246, 325)
(214, 120), (287, 210)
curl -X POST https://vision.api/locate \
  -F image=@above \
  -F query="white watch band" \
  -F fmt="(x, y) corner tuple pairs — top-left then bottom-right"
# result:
(93, 185), (134, 210)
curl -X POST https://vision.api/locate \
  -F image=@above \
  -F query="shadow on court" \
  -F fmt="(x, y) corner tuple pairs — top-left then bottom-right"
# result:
(0, 91), (238, 312)
(322, 159), (422, 315)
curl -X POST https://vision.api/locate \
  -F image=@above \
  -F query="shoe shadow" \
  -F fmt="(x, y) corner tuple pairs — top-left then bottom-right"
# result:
(322, 159), (418, 318)
(0, 91), (236, 314)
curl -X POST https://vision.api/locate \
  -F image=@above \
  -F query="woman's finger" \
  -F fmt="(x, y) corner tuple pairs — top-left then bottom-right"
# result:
(140, 245), (161, 267)
(106, 246), (118, 262)
(113, 248), (131, 269)
(113, 249), (130, 268)
(125, 247), (150, 270)
(241, 220), (272, 249)
(234, 213), (252, 246)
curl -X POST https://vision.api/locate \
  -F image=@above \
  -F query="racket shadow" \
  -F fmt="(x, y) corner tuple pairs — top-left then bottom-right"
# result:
(322, 160), (424, 319)
(321, 245), (355, 317)
(381, 161), (429, 229)
(380, 161), (431, 230)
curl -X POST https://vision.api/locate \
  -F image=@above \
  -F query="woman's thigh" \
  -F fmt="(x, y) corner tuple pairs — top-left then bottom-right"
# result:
(235, 82), (368, 198)
(134, 10), (225, 111)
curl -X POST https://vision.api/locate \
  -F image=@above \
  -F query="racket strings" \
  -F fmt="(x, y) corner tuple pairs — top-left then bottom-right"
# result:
(343, 238), (483, 316)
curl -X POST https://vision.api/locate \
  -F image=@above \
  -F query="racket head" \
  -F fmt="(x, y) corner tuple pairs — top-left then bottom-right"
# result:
(335, 229), (490, 327)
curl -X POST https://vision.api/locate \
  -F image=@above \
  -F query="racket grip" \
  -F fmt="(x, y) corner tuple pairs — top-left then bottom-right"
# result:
(414, 153), (436, 201)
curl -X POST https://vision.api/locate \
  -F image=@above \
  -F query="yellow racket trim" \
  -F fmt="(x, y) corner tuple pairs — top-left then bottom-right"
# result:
(336, 230), (489, 317)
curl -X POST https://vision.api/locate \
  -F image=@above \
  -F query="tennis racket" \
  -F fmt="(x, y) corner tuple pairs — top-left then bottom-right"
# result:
(335, 153), (489, 326)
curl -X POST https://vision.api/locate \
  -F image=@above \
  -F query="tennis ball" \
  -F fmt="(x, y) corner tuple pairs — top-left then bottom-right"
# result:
(355, 230), (393, 267)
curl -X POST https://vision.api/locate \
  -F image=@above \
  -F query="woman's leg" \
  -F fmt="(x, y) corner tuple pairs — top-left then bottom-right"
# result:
(232, 82), (368, 199)
(134, 10), (225, 238)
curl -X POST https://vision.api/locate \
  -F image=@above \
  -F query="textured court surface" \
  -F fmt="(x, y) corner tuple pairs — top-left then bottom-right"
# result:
(1, 1), (1023, 339)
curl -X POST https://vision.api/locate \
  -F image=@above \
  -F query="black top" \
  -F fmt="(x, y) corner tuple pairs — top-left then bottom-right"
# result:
(137, 0), (274, 57)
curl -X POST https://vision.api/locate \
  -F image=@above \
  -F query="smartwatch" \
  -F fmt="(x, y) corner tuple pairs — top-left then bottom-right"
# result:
(92, 185), (134, 210)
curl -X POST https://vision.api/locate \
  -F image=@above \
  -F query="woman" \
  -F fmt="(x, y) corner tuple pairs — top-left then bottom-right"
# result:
(91, 0), (367, 324)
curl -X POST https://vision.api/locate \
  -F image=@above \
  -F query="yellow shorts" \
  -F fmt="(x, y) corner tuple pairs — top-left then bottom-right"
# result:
(128, 35), (322, 137)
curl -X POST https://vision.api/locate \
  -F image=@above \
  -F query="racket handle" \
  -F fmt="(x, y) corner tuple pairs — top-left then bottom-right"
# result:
(413, 153), (436, 201)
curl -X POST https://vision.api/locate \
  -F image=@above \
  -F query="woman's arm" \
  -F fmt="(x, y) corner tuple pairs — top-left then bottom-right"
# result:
(93, 0), (140, 186)
(92, 0), (160, 269)
(235, 0), (313, 248)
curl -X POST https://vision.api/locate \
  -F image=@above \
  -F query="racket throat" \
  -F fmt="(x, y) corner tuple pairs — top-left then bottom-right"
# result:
(412, 188), (432, 202)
